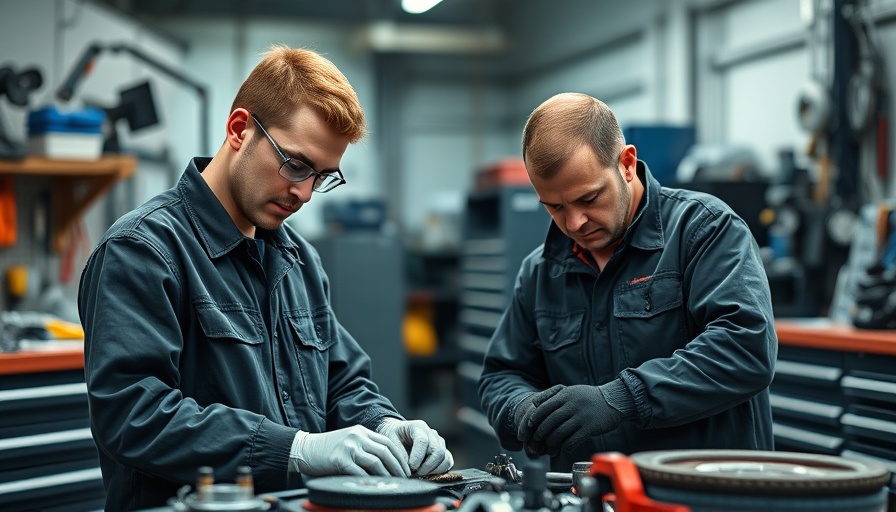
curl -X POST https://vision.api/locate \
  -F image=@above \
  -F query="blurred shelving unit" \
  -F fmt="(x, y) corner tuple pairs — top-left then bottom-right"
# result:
(455, 182), (550, 469)
(404, 247), (463, 438)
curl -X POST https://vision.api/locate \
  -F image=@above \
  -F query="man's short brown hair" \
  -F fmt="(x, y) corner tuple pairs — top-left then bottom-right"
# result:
(231, 45), (366, 142)
(522, 92), (623, 178)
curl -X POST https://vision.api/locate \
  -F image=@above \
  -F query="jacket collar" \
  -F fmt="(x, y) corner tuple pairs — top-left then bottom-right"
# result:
(542, 160), (665, 266)
(178, 157), (299, 259)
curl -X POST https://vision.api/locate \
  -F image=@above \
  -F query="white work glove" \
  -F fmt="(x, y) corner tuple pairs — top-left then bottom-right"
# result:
(376, 418), (454, 475)
(290, 425), (411, 477)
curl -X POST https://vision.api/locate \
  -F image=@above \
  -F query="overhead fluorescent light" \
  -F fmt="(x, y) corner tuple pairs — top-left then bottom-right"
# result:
(402, 0), (444, 14)
(352, 21), (506, 55)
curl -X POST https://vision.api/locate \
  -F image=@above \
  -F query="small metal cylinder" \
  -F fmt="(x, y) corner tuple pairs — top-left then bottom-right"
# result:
(572, 461), (592, 495)
(236, 466), (255, 498)
(196, 466), (214, 500)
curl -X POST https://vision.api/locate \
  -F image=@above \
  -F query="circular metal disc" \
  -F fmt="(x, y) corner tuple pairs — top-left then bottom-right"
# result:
(630, 450), (890, 496)
(305, 476), (439, 509)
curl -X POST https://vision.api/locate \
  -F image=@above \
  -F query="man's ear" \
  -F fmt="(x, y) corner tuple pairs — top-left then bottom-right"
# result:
(225, 108), (251, 151)
(619, 144), (638, 180)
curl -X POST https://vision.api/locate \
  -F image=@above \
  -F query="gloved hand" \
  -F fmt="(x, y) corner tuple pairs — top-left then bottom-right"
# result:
(290, 426), (410, 477)
(518, 385), (623, 456)
(512, 386), (562, 456)
(377, 418), (454, 475)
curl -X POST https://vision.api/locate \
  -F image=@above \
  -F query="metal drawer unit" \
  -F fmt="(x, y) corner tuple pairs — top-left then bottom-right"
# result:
(769, 345), (846, 454)
(840, 353), (896, 470)
(456, 186), (549, 468)
(0, 369), (104, 511)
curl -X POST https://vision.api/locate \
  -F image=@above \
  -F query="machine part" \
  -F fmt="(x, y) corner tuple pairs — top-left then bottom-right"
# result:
(170, 483), (271, 512)
(826, 207), (859, 246)
(169, 466), (270, 511)
(588, 453), (688, 512)
(571, 462), (592, 495)
(0, 66), (43, 107)
(418, 468), (504, 498)
(485, 453), (573, 489)
(486, 454), (524, 484)
(847, 59), (877, 134)
(522, 459), (551, 510)
(453, 491), (516, 512)
(302, 476), (441, 510)
(675, 144), (762, 183)
(420, 472), (464, 483)
(0, 65), (43, 159)
(796, 80), (832, 134)
(842, 1), (884, 135)
(631, 449), (889, 495)
(628, 449), (890, 512)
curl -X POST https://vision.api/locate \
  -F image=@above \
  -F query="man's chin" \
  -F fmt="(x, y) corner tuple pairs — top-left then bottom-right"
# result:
(575, 232), (606, 248)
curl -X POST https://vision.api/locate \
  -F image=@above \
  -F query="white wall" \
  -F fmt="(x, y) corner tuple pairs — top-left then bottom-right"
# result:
(0, 0), (184, 309)
(694, 0), (812, 175)
(398, 74), (516, 238)
(504, 0), (691, 143)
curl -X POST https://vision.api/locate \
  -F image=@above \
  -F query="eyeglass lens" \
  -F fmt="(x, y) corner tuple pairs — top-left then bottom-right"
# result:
(280, 160), (340, 191)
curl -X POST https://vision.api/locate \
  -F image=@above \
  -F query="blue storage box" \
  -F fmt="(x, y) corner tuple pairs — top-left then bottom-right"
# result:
(622, 124), (696, 186)
(323, 199), (387, 232)
(27, 106), (105, 159)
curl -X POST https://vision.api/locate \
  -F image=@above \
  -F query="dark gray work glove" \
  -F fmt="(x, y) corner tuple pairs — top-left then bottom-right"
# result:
(513, 385), (564, 456)
(520, 384), (624, 456)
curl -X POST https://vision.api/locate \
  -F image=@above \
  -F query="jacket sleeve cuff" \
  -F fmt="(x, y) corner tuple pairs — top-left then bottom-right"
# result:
(505, 392), (534, 433)
(251, 418), (299, 482)
(618, 370), (652, 427)
(599, 378), (636, 419)
(360, 407), (404, 432)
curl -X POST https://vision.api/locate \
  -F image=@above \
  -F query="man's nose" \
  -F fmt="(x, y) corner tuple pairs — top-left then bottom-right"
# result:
(289, 178), (315, 203)
(566, 208), (587, 232)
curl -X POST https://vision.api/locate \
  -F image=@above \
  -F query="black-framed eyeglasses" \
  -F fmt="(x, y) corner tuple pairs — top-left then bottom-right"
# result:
(249, 112), (346, 193)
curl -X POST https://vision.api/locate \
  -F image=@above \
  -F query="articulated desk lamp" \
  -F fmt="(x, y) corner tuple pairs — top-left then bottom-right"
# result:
(55, 42), (209, 156)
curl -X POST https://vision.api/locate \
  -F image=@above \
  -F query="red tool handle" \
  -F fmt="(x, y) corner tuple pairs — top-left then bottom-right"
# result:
(589, 452), (690, 512)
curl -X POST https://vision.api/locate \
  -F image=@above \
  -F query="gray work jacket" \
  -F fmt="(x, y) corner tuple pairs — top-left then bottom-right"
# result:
(78, 158), (402, 510)
(479, 162), (776, 472)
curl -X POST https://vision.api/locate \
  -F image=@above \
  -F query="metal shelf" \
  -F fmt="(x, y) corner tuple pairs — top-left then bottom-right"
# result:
(0, 155), (136, 251)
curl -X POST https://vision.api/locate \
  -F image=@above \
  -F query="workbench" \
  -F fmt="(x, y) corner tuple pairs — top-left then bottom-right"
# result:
(775, 318), (896, 356)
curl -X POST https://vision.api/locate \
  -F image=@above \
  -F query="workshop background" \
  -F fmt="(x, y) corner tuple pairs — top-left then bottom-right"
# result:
(1, 0), (896, 510)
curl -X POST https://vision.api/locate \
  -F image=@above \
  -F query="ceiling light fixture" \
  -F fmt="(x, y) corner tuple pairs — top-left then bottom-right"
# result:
(401, 0), (444, 14)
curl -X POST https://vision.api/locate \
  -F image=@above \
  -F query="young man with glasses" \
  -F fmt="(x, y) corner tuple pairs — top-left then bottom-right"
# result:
(78, 45), (453, 511)
(478, 92), (777, 473)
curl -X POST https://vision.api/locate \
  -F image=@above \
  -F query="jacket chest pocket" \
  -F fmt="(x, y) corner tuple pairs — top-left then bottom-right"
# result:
(196, 301), (264, 345)
(285, 307), (337, 415)
(534, 309), (587, 383)
(613, 273), (685, 366)
(193, 301), (266, 406)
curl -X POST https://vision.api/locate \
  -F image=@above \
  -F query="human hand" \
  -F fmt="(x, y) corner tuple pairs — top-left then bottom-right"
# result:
(512, 386), (562, 456)
(291, 426), (410, 477)
(518, 385), (623, 456)
(376, 418), (454, 475)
